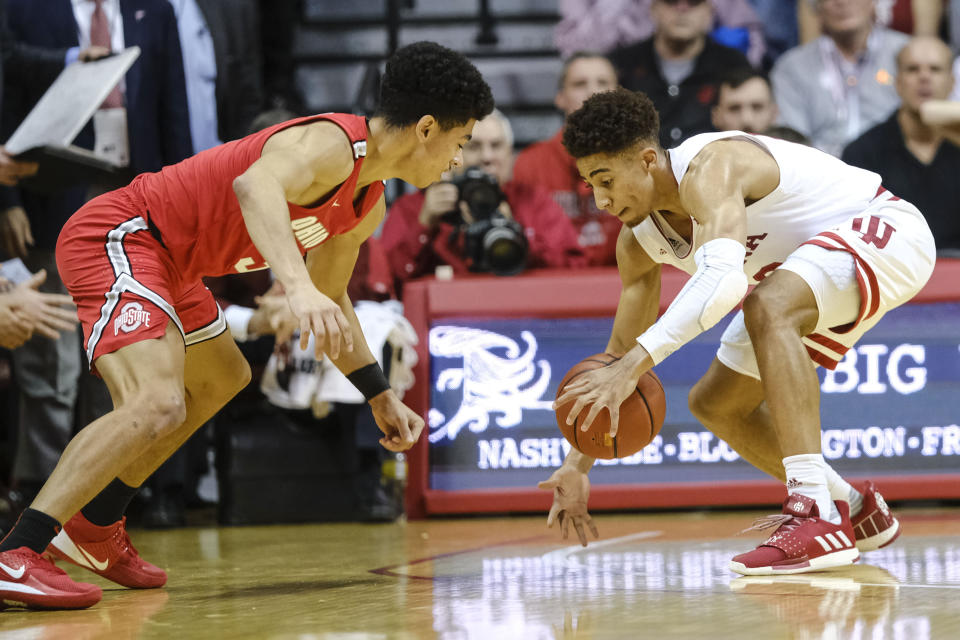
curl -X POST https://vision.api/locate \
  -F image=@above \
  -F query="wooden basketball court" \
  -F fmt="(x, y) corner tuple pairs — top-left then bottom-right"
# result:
(0, 505), (958, 638)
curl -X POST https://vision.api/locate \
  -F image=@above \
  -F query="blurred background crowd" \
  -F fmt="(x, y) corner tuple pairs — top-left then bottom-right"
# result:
(1, 0), (959, 533)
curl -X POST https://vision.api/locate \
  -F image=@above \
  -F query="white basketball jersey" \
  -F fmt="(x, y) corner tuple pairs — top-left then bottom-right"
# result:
(631, 131), (884, 284)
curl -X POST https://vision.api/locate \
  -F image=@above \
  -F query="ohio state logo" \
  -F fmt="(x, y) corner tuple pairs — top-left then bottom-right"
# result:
(114, 301), (151, 335)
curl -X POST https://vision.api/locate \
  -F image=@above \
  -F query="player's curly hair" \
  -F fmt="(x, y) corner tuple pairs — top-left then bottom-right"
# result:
(378, 42), (494, 130)
(563, 88), (661, 158)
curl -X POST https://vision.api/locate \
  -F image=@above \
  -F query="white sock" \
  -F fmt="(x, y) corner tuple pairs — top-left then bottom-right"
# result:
(783, 453), (840, 524)
(823, 465), (864, 516)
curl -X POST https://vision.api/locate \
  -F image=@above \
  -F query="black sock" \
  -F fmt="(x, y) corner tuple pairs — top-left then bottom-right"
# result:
(0, 508), (62, 554)
(81, 478), (140, 526)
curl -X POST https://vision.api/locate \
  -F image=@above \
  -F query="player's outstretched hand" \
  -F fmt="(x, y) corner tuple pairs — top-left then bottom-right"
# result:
(538, 466), (598, 547)
(284, 284), (354, 360)
(369, 391), (425, 452)
(554, 353), (642, 438)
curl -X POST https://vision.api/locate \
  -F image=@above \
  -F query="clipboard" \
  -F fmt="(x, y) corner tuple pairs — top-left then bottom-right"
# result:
(5, 47), (141, 191)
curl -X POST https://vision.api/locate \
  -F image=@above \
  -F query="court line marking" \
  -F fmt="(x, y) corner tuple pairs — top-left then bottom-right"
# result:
(369, 534), (549, 581)
(541, 530), (663, 569)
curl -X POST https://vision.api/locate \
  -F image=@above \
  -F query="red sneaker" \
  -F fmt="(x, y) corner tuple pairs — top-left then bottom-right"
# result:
(0, 546), (101, 609)
(730, 494), (860, 576)
(851, 481), (901, 552)
(47, 513), (166, 589)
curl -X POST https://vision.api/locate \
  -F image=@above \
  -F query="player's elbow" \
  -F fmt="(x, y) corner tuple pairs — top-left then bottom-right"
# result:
(232, 172), (256, 203)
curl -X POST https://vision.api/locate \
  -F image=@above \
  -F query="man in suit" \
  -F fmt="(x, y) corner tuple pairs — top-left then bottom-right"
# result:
(0, 0), (192, 517)
(0, 2), (65, 187)
(170, 0), (262, 151)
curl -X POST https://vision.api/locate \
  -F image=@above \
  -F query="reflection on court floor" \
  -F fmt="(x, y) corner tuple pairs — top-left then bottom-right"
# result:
(0, 508), (957, 639)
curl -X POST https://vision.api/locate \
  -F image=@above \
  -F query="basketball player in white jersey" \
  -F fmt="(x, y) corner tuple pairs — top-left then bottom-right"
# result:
(538, 88), (936, 575)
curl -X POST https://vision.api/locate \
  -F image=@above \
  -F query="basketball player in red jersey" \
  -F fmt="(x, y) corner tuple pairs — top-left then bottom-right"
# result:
(539, 89), (934, 575)
(0, 41), (494, 610)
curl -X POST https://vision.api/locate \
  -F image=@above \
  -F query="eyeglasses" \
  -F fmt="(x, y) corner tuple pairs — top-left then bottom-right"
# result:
(658, 0), (708, 6)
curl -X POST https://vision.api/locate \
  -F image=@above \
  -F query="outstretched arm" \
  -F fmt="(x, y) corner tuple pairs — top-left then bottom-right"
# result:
(304, 198), (424, 452)
(555, 222), (667, 436)
(540, 227), (660, 545)
(233, 121), (356, 359)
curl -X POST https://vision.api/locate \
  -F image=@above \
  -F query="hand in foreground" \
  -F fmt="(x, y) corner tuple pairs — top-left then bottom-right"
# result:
(553, 348), (649, 437)
(78, 46), (111, 62)
(538, 466), (598, 547)
(0, 151), (38, 187)
(369, 391), (425, 452)
(4, 270), (77, 340)
(283, 283), (353, 359)
(0, 206), (35, 258)
(0, 302), (32, 349)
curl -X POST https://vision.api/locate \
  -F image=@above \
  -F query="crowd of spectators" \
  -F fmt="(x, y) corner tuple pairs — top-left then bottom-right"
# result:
(2, 0), (960, 530)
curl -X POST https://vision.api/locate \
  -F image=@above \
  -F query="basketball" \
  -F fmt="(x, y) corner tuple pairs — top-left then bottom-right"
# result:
(554, 353), (666, 459)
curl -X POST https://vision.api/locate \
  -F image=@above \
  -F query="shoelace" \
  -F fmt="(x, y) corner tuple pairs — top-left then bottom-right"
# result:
(739, 513), (806, 535)
(112, 525), (139, 560)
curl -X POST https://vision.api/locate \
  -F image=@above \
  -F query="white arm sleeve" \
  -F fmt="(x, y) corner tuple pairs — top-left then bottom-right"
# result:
(224, 305), (256, 342)
(636, 237), (749, 364)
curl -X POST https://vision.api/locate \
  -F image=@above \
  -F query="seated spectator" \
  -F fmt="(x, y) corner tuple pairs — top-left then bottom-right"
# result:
(513, 52), (621, 266)
(711, 68), (779, 132)
(772, 0), (908, 156)
(842, 36), (960, 253)
(381, 110), (586, 291)
(747, 0), (799, 66)
(555, 0), (766, 67)
(799, 0), (944, 43)
(608, 0), (753, 147)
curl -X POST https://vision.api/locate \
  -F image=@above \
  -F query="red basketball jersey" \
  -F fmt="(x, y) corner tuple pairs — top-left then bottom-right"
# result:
(127, 113), (384, 280)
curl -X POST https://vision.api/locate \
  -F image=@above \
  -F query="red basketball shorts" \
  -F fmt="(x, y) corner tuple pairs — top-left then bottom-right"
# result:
(56, 188), (226, 370)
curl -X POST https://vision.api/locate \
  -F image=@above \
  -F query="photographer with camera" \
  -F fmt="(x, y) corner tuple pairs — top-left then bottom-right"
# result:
(382, 110), (585, 293)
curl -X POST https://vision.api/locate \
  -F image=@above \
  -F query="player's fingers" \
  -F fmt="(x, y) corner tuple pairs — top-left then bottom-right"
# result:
(554, 386), (579, 409)
(322, 314), (341, 360)
(298, 318), (311, 350)
(408, 413), (425, 442)
(573, 517), (588, 547)
(395, 417), (414, 448)
(310, 314), (327, 357)
(565, 396), (588, 426)
(537, 479), (558, 491)
(378, 437), (404, 453)
(586, 516), (599, 540)
(334, 309), (354, 353)
(556, 378), (589, 404)
(546, 502), (560, 528)
(579, 401), (604, 432)
(560, 512), (570, 540)
(608, 405), (620, 438)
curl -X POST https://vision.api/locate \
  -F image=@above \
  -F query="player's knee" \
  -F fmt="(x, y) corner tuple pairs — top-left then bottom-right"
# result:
(137, 392), (188, 438)
(742, 288), (783, 337)
(231, 357), (252, 395)
(688, 381), (724, 426)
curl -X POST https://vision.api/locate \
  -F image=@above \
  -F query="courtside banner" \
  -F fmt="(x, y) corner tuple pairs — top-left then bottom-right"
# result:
(426, 303), (960, 493)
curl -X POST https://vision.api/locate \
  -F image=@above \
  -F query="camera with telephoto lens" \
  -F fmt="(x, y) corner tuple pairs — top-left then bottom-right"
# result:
(449, 166), (528, 276)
